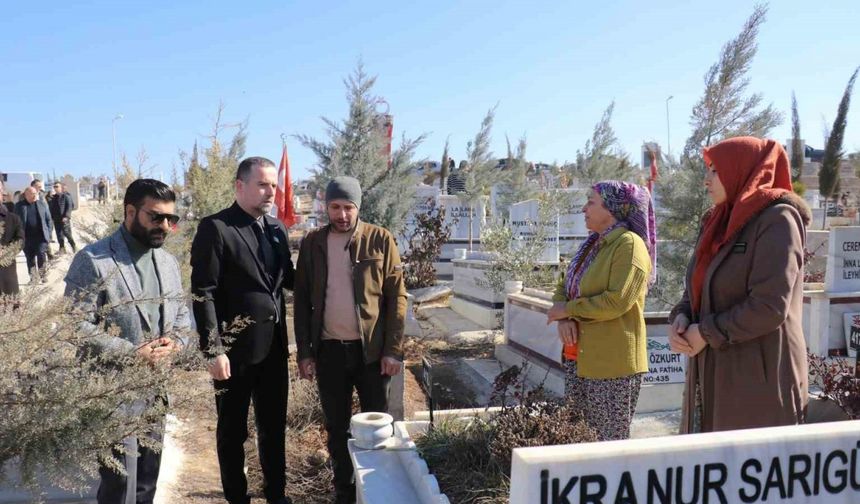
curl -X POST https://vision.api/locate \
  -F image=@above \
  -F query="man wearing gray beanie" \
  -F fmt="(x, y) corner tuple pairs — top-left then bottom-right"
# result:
(293, 176), (406, 504)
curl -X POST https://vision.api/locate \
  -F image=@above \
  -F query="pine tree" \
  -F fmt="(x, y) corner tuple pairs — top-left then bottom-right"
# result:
(457, 106), (505, 249)
(791, 92), (804, 181)
(654, 4), (781, 309)
(819, 67), (859, 227)
(298, 63), (425, 234)
(571, 102), (636, 186)
(495, 135), (537, 219)
(183, 104), (247, 221)
(439, 137), (450, 192)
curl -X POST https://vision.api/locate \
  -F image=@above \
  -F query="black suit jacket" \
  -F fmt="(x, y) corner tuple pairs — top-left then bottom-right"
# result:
(49, 192), (74, 220)
(190, 202), (295, 365)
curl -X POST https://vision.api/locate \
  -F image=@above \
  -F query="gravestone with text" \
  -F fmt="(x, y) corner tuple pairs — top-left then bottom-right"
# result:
(439, 194), (485, 241)
(509, 200), (560, 263)
(510, 421), (860, 504)
(843, 312), (860, 358)
(824, 227), (860, 292)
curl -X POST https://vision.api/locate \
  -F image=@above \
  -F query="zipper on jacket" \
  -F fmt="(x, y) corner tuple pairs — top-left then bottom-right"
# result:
(347, 228), (368, 361)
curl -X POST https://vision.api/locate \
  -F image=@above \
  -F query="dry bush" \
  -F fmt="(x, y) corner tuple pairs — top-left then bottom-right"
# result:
(416, 419), (508, 504)
(0, 286), (208, 495)
(416, 363), (597, 503)
(488, 402), (597, 474)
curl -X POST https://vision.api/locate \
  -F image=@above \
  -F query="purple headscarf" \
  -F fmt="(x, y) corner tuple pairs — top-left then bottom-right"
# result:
(564, 181), (657, 300)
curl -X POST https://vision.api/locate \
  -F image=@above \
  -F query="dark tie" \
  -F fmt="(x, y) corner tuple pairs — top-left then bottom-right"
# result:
(253, 219), (277, 281)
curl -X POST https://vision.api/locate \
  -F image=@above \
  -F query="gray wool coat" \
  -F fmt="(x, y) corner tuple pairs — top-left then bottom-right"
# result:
(64, 227), (190, 355)
(670, 193), (810, 433)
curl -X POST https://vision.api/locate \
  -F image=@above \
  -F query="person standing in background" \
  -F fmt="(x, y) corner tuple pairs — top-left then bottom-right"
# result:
(15, 187), (52, 284)
(49, 181), (77, 254)
(0, 179), (24, 298)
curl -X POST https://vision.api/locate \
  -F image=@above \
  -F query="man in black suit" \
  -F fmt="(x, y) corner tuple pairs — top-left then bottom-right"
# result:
(190, 157), (295, 504)
(49, 181), (77, 253)
(15, 186), (52, 284)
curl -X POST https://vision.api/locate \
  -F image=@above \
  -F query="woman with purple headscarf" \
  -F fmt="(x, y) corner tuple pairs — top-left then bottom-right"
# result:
(547, 180), (657, 441)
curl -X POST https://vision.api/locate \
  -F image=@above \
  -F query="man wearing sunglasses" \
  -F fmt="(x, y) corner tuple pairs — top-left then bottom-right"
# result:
(64, 178), (189, 504)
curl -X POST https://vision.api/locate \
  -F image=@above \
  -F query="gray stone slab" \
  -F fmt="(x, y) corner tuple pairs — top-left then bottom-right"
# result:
(409, 285), (452, 304)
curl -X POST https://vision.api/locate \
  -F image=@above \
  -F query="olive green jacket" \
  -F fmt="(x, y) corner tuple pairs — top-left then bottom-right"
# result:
(553, 228), (651, 379)
(293, 220), (407, 363)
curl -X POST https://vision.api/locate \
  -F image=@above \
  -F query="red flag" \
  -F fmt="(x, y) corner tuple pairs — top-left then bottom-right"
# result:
(276, 143), (297, 228)
(648, 150), (658, 193)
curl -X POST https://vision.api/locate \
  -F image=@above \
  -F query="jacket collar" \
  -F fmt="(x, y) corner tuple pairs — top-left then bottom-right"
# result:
(600, 226), (628, 246)
(316, 219), (364, 249)
(230, 201), (289, 289)
(109, 227), (155, 333)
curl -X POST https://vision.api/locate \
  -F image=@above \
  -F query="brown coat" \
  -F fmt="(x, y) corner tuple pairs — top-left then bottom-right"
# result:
(670, 193), (810, 433)
(293, 220), (407, 363)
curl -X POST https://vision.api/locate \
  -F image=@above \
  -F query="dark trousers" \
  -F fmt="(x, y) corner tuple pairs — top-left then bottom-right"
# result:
(23, 240), (47, 275)
(214, 339), (289, 504)
(54, 218), (76, 251)
(97, 421), (164, 504)
(317, 340), (390, 497)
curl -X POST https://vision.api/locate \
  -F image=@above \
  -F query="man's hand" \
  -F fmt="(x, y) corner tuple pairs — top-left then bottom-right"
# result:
(546, 302), (569, 325)
(556, 319), (578, 346)
(668, 314), (692, 355)
(208, 354), (231, 381)
(380, 356), (402, 376)
(298, 358), (316, 380)
(136, 337), (178, 366)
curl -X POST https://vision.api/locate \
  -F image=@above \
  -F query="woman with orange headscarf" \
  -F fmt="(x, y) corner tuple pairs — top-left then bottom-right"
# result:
(668, 136), (810, 433)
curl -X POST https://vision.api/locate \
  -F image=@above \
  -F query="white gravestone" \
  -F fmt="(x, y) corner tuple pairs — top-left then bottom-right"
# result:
(406, 185), (441, 225)
(643, 336), (685, 384)
(824, 227), (860, 293)
(558, 189), (588, 256)
(439, 195), (485, 242)
(510, 420), (860, 504)
(399, 185), (441, 254)
(509, 200), (560, 263)
(558, 189), (588, 236)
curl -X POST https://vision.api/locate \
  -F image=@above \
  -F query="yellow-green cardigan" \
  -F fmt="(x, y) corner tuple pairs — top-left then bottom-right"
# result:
(553, 227), (651, 379)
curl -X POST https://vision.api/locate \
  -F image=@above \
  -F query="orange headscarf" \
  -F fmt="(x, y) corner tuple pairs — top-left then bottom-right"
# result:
(690, 137), (792, 313)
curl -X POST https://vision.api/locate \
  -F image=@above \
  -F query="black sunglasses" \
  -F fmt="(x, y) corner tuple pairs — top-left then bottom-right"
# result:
(142, 209), (180, 226)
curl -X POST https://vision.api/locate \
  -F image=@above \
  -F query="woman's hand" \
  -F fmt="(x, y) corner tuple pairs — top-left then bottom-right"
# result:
(546, 302), (569, 325)
(682, 324), (708, 357)
(668, 314), (692, 354)
(557, 319), (578, 346)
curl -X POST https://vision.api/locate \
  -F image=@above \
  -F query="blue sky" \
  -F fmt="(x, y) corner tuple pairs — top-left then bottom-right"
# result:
(1, 0), (858, 182)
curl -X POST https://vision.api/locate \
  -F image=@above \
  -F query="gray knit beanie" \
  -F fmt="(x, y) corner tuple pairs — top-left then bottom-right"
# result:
(325, 176), (362, 208)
